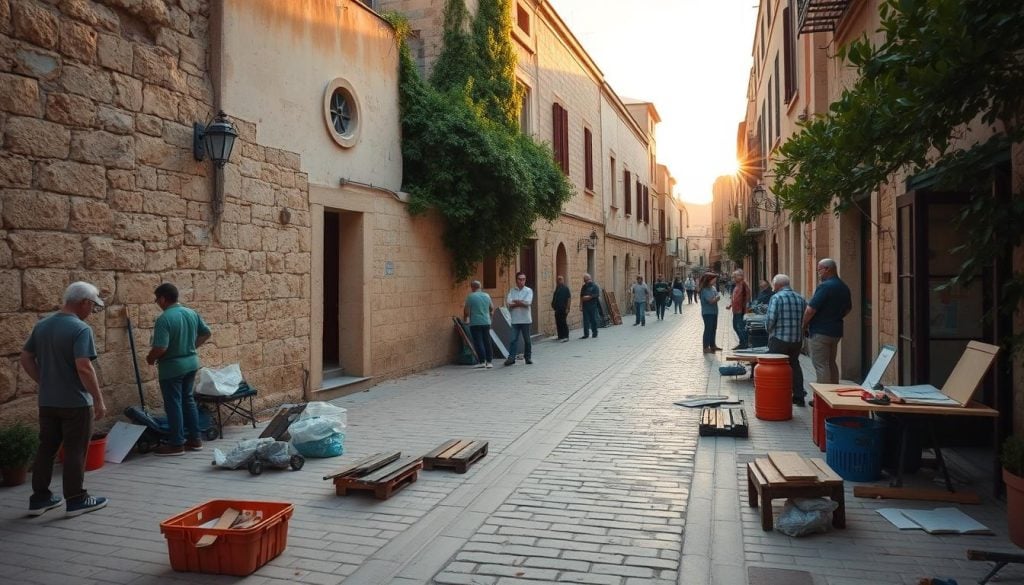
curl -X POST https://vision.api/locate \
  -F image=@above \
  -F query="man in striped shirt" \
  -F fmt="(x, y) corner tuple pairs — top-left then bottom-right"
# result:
(765, 274), (808, 406)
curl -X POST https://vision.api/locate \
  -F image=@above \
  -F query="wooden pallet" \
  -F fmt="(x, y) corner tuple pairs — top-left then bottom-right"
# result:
(604, 291), (622, 325)
(699, 406), (749, 437)
(422, 439), (488, 473)
(327, 451), (422, 500)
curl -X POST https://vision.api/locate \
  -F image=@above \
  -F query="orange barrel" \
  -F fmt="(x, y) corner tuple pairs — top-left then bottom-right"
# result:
(754, 354), (793, 421)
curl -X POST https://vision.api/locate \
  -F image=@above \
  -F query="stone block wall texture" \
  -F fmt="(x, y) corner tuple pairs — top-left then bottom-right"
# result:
(0, 0), (309, 425)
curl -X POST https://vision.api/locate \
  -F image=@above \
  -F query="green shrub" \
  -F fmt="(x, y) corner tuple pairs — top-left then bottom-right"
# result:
(0, 422), (39, 468)
(1003, 435), (1024, 477)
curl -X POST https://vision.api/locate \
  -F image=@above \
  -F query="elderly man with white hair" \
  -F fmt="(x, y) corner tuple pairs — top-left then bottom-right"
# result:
(20, 281), (109, 517)
(765, 274), (808, 406)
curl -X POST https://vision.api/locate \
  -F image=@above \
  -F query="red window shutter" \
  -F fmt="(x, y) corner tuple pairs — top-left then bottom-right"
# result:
(624, 171), (632, 215)
(584, 128), (593, 190)
(560, 106), (569, 172)
(552, 103), (562, 170)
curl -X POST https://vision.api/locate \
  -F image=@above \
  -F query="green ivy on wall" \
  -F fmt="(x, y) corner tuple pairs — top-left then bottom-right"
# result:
(384, 1), (573, 281)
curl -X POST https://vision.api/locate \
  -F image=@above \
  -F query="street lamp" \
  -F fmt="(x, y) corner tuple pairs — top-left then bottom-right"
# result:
(751, 184), (780, 213)
(577, 229), (598, 252)
(193, 110), (239, 168)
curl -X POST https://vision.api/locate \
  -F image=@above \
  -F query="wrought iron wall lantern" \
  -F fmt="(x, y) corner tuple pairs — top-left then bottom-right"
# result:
(193, 110), (239, 168)
(751, 184), (780, 213)
(577, 229), (598, 252)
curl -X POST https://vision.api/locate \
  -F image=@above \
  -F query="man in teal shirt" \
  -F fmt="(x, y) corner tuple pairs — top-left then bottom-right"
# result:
(146, 283), (212, 456)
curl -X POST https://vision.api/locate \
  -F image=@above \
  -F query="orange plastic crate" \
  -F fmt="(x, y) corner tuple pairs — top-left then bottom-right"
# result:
(159, 499), (293, 576)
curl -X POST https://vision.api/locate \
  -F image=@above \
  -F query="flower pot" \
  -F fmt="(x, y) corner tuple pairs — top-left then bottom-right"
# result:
(1, 466), (28, 487)
(1005, 468), (1024, 548)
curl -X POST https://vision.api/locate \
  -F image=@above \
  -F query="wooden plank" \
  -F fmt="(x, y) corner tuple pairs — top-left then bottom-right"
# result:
(438, 439), (472, 460)
(195, 508), (240, 548)
(424, 440), (460, 459)
(768, 451), (818, 480)
(807, 458), (842, 484)
(754, 458), (787, 485)
(322, 451), (400, 480)
(451, 441), (486, 461)
(259, 404), (306, 440)
(360, 457), (421, 483)
(852, 485), (981, 504)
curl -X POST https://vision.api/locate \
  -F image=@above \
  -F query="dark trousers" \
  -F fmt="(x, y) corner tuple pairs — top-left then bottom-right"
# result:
(33, 405), (93, 503)
(686, 290), (695, 303)
(159, 370), (200, 447)
(655, 297), (668, 320)
(702, 313), (718, 348)
(768, 337), (805, 400)
(554, 309), (569, 339)
(732, 312), (749, 347)
(582, 303), (600, 337)
(507, 323), (532, 360)
(470, 325), (492, 363)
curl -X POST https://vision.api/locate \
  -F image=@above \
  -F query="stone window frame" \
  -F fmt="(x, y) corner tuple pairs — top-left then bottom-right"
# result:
(324, 78), (361, 149)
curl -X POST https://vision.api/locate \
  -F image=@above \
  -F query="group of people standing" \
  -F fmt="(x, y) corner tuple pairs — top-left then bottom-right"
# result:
(700, 260), (852, 407)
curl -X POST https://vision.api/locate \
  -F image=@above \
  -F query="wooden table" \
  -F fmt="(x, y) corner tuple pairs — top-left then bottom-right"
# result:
(811, 383), (998, 494)
(723, 352), (787, 380)
(746, 454), (845, 532)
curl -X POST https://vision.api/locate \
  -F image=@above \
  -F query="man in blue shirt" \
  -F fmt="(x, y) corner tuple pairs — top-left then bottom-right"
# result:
(802, 258), (852, 385)
(20, 281), (109, 517)
(765, 274), (808, 406)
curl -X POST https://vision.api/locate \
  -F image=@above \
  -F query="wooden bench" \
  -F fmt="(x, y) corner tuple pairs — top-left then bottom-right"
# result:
(746, 452), (845, 531)
(422, 439), (488, 473)
(324, 451), (423, 500)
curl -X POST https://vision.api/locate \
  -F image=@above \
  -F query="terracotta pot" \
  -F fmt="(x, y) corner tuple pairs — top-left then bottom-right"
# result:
(1004, 468), (1024, 548)
(0, 466), (28, 487)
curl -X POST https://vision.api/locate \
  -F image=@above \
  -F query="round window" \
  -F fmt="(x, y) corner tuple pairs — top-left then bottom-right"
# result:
(323, 78), (360, 148)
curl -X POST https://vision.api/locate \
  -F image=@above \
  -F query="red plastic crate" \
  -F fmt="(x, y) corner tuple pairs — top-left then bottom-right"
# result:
(160, 499), (293, 576)
(812, 400), (859, 452)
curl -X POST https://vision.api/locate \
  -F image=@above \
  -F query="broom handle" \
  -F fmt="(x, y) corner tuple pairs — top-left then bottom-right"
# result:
(124, 305), (147, 410)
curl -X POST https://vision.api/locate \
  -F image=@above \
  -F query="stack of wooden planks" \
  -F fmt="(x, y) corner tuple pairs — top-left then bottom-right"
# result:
(422, 439), (488, 473)
(324, 451), (423, 500)
(699, 406), (749, 437)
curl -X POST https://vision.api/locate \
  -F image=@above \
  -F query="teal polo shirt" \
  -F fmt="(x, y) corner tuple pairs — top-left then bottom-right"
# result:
(152, 304), (211, 380)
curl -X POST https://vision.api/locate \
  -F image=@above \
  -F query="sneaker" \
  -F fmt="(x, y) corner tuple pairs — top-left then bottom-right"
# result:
(592, 335), (597, 339)
(66, 495), (107, 518)
(484, 362), (493, 369)
(474, 363), (487, 369)
(792, 397), (806, 407)
(525, 359), (533, 365)
(154, 444), (185, 456)
(185, 438), (203, 451)
(28, 495), (63, 516)
(579, 335), (589, 339)
(561, 339), (569, 343)
(503, 359), (515, 366)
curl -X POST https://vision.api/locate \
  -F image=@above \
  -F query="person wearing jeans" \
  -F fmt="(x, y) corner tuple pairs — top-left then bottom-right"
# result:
(699, 273), (721, 352)
(727, 269), (751, 349)
(631, 275), (650, 326)
(580, 273), (601, 339)
(765, 274), (808, 406)
(504, 272), (534, 365)
(20, 281), (109, 518)
(464, 280), (494, 367)
(147, 282), (212, 456)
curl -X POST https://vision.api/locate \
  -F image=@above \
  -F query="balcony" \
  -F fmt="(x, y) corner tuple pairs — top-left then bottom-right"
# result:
(797, 0), (851, 35)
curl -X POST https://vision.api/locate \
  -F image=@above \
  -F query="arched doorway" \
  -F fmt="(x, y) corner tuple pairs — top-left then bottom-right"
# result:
(555, 243), (567, 285)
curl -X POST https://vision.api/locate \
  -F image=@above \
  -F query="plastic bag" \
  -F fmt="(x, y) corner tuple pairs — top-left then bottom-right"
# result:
(776, 497), (839, 537)
(195, 363), (243, 396)
(213, 437), (276, 469)
(287, 402), (346, 457)
(293, 433), (345, 458)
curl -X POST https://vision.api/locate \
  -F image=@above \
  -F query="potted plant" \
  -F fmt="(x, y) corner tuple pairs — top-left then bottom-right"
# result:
(1002, 434), (1024, 548)
(0, 422), (40, 487)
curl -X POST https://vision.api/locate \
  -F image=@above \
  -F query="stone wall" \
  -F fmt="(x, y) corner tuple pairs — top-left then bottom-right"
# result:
(0, 0), (310, 426)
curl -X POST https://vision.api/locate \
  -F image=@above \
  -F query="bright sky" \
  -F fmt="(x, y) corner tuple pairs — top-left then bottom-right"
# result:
(547, 0), (758, 204)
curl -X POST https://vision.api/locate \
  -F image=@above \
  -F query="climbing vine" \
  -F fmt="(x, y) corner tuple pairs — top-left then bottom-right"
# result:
(724, 220), (756, 264)
(770, 0), (1024, 348)
(384, 2), (572, 281)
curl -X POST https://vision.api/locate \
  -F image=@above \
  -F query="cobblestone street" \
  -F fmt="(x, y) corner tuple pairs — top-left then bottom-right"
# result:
(0, 303), (1021, 585)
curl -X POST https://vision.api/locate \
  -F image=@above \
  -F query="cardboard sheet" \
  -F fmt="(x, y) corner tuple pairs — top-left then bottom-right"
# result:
(104, 421), (147, 463)
(876, 507), (992, 534)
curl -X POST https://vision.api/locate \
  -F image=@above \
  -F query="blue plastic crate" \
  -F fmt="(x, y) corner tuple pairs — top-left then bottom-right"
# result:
(825, 416), (883, 482)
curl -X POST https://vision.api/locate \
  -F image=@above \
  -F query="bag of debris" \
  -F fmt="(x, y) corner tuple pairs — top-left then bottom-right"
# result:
(257, 439), (293, 467)
(288, 402), (346, 458)
(213, 437), (276, 469)
(195, 363), (243, 396)
(775, 497), (838, 537)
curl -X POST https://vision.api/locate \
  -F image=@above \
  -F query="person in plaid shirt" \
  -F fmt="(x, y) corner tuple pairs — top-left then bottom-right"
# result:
(765, 274), (808, 406)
